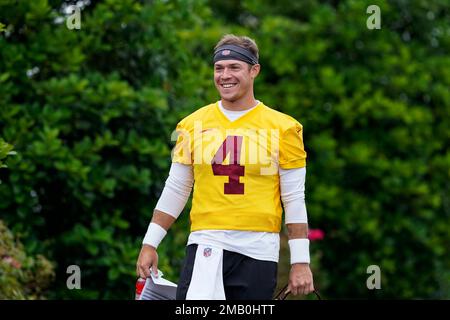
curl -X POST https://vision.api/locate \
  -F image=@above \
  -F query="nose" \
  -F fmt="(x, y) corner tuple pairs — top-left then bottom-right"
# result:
(221, 67), (231, 79)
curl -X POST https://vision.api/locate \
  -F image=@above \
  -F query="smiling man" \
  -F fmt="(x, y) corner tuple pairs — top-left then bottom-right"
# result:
(136, 34), (314, 300)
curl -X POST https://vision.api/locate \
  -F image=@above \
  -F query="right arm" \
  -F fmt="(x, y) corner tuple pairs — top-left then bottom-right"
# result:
(136, 162), (194, 278)
(136, 210), (176, 278)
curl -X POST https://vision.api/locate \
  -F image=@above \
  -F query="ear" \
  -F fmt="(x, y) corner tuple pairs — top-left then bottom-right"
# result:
(250, 64), (261, 79)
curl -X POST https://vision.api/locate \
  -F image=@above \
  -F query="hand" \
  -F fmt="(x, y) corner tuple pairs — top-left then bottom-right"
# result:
(136, 244), (159, 278)
(287, 263), (314, 296)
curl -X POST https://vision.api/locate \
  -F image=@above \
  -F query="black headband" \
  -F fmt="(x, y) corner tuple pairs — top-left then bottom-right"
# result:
(213, 44), (259, 65)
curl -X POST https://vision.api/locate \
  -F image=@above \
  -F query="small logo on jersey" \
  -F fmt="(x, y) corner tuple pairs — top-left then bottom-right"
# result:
(203, 247), (212, 257)
(200, 128), (215, 134)
(221, 50), (231, 56)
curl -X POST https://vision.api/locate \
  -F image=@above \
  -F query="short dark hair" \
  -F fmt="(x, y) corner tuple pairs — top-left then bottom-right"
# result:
(214, 34), (259, 61)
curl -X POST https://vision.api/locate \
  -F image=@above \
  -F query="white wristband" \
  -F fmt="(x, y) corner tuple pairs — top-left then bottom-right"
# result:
(288, 238), (310, 264)
(142, 222), (167, 249)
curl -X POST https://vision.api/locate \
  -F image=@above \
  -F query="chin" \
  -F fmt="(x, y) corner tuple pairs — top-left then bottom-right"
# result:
(221, 91), (242, 102)
(221, 95), (238, 103)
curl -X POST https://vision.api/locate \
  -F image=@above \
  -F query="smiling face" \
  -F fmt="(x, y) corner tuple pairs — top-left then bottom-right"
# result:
(214, 59), (260, 103)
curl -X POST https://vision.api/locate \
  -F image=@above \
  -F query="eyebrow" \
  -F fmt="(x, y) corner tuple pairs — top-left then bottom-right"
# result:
(214, 63), (242, 68)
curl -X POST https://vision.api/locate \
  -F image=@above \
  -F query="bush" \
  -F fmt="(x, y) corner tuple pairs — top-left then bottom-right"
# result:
(0, 139), (16, 168)
(0, 0), (215, 299)
(0, 220), (55, 299)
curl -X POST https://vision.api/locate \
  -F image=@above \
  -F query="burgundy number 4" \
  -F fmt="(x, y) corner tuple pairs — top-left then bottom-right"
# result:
(211, 136), (245, 194)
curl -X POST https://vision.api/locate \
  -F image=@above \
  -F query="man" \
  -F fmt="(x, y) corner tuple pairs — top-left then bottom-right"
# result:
(136, 34), (314, 300)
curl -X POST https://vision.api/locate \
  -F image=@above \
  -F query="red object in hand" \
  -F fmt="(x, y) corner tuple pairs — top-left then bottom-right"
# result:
(135, 278), (146, 300)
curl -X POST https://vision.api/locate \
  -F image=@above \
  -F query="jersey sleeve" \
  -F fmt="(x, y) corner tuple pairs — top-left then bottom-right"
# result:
(171, 120), (193, 165)
(279, 121), (307, 169)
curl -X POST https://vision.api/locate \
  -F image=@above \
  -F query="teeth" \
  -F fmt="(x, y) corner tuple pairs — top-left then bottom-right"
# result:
(222, 83), (236, 88)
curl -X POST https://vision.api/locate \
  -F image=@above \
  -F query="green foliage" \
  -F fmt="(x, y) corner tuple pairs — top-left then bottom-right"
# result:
(0, 0), (448, 299)
(243, 0), (450, 298)
(0, 0), (211, 299)
(0, 220), (55, 299)
(0, 139), (16, 168)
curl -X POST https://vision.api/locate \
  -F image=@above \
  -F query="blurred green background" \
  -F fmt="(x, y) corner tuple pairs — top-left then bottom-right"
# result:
(0, 0), (448, 299)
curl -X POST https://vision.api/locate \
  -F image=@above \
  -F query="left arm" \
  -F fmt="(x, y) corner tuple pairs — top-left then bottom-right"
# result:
(280, 167), (314, 296)
(286, 223), (314, 295)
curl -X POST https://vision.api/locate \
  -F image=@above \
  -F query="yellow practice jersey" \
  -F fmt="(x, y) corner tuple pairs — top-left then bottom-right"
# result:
(172, 101), (307, 233)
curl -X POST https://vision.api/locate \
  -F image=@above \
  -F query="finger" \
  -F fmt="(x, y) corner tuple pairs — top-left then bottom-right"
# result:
(304, 283), (313, 295)
(299, 283), (307, 295)
(137, 262), (143, 277)
(305, 284), (311, 295)
(291, 285), (298, 295)
(138, 267), (147, 279)
(140, 264), (151, 278)
(288, 282), (297, 296)
(304, 282), (312, 295)
(151, 262), (159, 277)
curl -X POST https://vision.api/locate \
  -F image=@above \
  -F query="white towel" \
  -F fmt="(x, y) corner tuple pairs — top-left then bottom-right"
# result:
(186, 244), (226, 300)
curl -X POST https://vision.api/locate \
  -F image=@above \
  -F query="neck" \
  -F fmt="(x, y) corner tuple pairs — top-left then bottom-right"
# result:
(221, 91), (258, 111)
